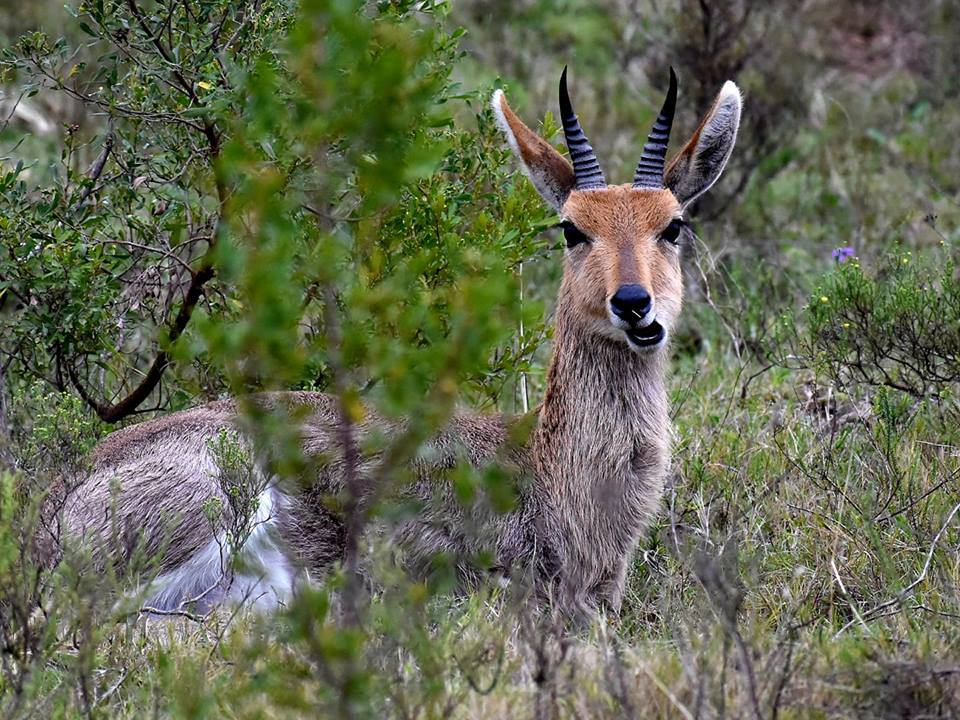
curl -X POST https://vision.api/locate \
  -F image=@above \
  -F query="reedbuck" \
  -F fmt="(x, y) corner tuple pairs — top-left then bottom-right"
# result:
(62, 68), (741, 620)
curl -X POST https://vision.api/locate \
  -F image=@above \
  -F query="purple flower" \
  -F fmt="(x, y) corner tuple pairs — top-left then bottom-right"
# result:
(832, 246), (855, 263)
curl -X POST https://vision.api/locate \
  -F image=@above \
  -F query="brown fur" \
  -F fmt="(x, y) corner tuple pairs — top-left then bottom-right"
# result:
(560, 186), (683, 334)
(60, 80), (739, 621)
(493, 91), (575, 211)
(497, 96), (575, 191)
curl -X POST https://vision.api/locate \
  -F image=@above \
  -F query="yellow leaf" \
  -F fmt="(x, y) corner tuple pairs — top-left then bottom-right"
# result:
(197, 81), (213, 90)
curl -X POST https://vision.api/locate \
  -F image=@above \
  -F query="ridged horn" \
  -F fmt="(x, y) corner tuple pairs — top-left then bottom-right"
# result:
(633, 67), (678, 189)
(559, 66), (605, 191)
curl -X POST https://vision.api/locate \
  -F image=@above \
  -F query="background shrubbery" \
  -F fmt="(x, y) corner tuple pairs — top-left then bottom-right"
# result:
(1, 0), (960, 717)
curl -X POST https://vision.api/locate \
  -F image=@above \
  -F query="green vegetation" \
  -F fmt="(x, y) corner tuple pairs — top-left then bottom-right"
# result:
(2, 0), (960, 717)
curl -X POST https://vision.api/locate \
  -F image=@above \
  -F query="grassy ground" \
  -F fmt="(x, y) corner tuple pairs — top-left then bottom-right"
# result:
(6, 346), (958, 718)
(3, 1), (960, 718)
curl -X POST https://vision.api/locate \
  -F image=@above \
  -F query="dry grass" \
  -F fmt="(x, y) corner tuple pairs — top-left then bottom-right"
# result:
(5, 350), (957, 719)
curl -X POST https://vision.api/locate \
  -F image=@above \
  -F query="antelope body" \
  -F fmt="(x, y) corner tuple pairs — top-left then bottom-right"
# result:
(62, 69), (741, 619)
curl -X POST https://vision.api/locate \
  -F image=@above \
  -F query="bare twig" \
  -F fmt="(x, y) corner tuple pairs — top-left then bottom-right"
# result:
(835, 499), (960, 638)
(137, 605), (206, 623)
(68, 262), (214, 422)
(92, 671), (128, 708)
(637, 663), (695, 720)
(830, 556), (870, 635)
(74, 119), (115, 209)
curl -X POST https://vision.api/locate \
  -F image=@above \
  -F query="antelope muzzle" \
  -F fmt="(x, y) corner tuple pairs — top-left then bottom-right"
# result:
(609, 284), (666, 351)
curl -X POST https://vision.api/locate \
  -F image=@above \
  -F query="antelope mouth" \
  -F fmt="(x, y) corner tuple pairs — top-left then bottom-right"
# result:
(624, 319), (665, 350)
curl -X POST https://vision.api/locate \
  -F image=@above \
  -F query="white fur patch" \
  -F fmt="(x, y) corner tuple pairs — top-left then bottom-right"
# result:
(708, 81), (742, 153)
(719, 81), (743, 110)
(143, 485), (294, 614)
(144, 535), (227, 613)
(227, 486), (294, 610)
(491, 89), (521, 160)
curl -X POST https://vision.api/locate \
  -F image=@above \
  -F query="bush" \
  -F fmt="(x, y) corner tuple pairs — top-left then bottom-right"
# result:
(4, 0), (960, 718)
(778, 242), (960, 400)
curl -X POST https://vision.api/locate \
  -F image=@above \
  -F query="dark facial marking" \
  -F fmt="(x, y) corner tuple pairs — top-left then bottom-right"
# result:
(659, 218), (684, 245)
(561, 220), (590, 248)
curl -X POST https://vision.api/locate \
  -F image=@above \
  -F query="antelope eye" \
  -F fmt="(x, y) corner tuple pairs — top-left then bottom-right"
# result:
(660, 218), (684, 245)
(561, 221), (590, 248)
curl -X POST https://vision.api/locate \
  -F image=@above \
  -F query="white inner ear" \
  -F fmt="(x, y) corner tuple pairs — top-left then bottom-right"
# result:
(686, 81), (742, 207)
(702, 82), (742, 164)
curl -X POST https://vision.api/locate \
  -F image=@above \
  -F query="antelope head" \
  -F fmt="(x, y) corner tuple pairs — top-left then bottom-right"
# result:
(492, 68), (741, 353)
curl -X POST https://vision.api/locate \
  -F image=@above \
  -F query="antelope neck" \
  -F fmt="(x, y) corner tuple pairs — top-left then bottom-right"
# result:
(533, 297), (668, 475)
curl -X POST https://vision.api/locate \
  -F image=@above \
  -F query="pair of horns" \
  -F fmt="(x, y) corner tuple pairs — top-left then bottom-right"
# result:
(559, 66), (678, 191)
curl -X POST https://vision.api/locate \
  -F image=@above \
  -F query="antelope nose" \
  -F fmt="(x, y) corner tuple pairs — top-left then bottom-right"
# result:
(610, 284), (652, 322)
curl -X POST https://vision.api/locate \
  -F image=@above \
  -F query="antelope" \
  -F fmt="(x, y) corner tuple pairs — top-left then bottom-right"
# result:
(60, 68), (741, 621)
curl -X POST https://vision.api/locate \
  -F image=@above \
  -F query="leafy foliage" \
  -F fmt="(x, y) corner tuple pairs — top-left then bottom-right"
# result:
(779, 244), (960, 399)
(2, 0), (960, 717)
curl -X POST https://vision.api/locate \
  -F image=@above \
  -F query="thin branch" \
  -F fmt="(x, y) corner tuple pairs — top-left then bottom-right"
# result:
(92, 671), (128, 708)
(835, 499), (960, 638)
(73, 118), (115, 209)
(68, 264), (214, 422)
(0, 88), (29, 134)
(95, 238), (196, 274)
(137, 605), (206, 623)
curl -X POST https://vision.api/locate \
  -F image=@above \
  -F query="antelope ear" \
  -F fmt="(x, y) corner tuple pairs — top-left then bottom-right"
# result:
(665, 81), (742, 210)
(492, 89), (575, 213)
